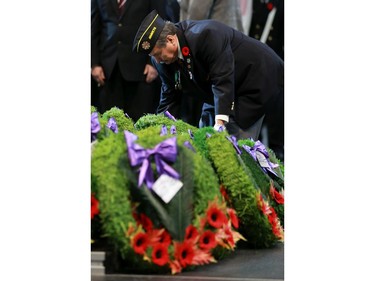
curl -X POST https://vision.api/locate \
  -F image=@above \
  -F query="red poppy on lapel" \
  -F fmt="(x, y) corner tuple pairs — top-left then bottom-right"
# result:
(182, 46), (190, 57)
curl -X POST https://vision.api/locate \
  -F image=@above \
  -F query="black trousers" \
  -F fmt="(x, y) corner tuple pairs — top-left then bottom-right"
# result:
(264, 88), (284, 161)
(96, 62), (161, 122)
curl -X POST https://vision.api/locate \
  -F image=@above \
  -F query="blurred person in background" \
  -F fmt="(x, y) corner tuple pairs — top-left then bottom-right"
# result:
(248, 0), (284, 160)
(248, 0), (283, 59)
(166, 0), (180, 23)
(180, 0), (244, 32)
(91, 0), (169, 121)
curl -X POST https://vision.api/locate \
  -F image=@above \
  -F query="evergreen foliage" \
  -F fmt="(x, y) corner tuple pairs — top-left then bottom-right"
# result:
(206, 133), (278, 248)
(91, 133), (136, 259)
(135, 113), (198, 134)
(101, 107), (135, 133)
(91, 110), (285, 273)
(237, 139), (284, 227)
(191, 126), (217, 159)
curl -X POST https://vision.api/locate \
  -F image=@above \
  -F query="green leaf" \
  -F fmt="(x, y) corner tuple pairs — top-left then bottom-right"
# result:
(166, 146), (194, 241)
(138, 185), (173, 231)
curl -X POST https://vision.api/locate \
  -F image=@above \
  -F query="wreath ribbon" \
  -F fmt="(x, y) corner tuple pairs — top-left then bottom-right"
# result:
(226, 135), (242, 155)
(106, 117), (118, 133)
(125, 131), (180, 189)
(242, 140), (279, 176)
(91, 112), (100, 142)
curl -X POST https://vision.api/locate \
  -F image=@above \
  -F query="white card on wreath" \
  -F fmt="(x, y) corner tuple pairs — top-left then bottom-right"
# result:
(152, 174), (183, 204)
(256, 151), (270, 168)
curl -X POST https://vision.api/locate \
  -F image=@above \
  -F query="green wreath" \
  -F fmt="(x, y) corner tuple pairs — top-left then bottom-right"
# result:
(203, 132), (284, 248)
(237, 139), (284, 227)
(91, 110), (284, 273)
(91, 124), (244, 274)
(135, 113), (198, 134)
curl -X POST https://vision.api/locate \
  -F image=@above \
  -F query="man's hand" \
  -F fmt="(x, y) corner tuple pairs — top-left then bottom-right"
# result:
(91, 66), (106, 86)
(144, 64), (159, 83)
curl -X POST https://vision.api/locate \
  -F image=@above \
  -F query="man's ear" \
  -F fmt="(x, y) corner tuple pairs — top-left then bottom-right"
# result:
(167, 34), (175, 44)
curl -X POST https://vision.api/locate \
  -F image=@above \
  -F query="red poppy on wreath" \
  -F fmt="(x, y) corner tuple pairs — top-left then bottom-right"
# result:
(91, 193), (99, 219)
(206, 203), (228, 229)
(185, 225), (199, 242)
(174, 240), (195, 267)
(169, 260), (182, 275)
(227, 208), (239, 229)
(267, 3), (273, 11)
(272, 219), (284, 241)
(158, 229), (172, 246)
(199, 216), (207, 230)
(220, 184), (230, 202)
(257, 192), (272, 215)
(267, 207), (278, 226)
(132, 232), (149, 255)
(199, 230), (217, 250)
(138, 213), (154, 232)
(270, 185), (284, 204)
(151, 243), (170, 266)
(181, 46), (190, 57)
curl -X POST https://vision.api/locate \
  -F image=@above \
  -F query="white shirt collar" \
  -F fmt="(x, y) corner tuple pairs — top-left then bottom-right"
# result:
(177, 39), (183, 60)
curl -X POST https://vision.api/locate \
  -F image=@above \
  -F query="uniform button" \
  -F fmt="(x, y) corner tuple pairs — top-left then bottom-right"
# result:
(271, 26), (273, 30)
(256, 24), (260, 29)
(118, 23), (122, 27)
(118, 41), (122, 44)
(255, 34), (259, 39)
(268, 36), (273, 41)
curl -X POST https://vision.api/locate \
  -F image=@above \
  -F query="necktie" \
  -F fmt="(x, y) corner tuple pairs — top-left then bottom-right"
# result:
(118, 0), (125, 13)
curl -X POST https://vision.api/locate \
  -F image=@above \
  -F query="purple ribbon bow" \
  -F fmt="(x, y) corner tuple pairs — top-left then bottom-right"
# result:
(106, 117), (118, 133)
(242, 140), (279, 176)
(125, 131), (180, 189)
(91, 112), (101, 142)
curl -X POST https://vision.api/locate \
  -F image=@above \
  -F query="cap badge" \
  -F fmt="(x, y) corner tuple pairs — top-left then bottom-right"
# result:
(141, 41), (151, 50)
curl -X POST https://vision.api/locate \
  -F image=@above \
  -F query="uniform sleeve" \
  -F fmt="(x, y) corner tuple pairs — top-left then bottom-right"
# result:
(91, 0), (101, 68)
(152, 58), (182, 116)
(196, 27), (235, 117)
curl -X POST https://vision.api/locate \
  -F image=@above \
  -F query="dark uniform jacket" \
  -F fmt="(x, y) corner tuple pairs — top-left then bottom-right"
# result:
(91, 0), (168, 81)
(154, 20), (284, 129)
